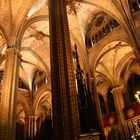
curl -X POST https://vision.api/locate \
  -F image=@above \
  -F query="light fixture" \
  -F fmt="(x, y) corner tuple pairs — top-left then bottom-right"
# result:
(135, 91), (140, 103)
(131, 122), (140, 139)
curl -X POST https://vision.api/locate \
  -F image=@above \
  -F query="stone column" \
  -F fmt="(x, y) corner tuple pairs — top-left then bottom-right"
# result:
(49, 0), (80, 140)
(91, 78), (106, 139)
(0, 47), (21, 140)
(112, 87), (129, 139)
(25, 116), (37, 140)
(104, 97), (110, 114)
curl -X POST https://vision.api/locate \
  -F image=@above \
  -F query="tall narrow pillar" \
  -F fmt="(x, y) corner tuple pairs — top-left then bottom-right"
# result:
(49, 0), (80, 140)
(112, 87), (129, 139)
(91, 78), (106, 139)
(25, 116), (37, 140)
(0, 47), (21, 140)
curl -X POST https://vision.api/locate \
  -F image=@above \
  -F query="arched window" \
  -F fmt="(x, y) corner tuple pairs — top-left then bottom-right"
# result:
(105, 24), (110, 34)
(92, 36), (96, 44)
(109, 20), (115, 30)
(98, 31), (103, 40)
(113, 19), (119, 27)
(138, 0), (140, 5)
(18, 78), (28, 90)
(132, 1), (139, 11)
(95, 34), (99, 42)
(102, 28), (106, 36)
(32, 70), (47, 92)
(88, 38), (92, 48)
(128, 0), (139, 12)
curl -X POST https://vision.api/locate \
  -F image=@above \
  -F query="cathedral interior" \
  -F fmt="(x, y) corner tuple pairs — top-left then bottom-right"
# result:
(0, 0), (140, 140)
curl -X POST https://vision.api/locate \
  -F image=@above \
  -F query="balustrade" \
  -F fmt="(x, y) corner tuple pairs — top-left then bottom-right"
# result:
(103, 102), (140, 139)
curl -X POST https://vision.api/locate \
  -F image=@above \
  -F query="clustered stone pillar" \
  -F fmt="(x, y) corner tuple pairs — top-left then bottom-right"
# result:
(49, 0), (80, 140)
(0, 47), (21, 140)
(25, 116), (37, 140)
(91, 78), (106, 139)
(112, 87), (129, 139)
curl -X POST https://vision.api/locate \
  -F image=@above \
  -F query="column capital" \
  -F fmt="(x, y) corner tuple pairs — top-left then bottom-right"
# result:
(29, 116), (37, 120)
(5, 47), (22, 58)
(111, 86), (123, 94)
(89, 77), (95, 80)
(25, 115), (37, 120)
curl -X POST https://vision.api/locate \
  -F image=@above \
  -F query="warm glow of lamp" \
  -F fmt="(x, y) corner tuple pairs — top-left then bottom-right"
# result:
(135, 91), (140, 103)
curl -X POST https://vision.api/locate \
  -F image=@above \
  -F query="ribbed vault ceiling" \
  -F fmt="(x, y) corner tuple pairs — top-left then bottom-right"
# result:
(0, 0), (136, 90)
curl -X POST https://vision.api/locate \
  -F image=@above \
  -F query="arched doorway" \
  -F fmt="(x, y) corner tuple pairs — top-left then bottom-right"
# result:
(123, 74), (140, 106)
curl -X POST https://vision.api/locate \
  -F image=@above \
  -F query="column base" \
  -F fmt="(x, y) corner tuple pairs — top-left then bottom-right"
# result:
(77, 132), (101, 140)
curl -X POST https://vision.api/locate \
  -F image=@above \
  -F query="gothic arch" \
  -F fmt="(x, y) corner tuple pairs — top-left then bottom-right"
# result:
(33, 84), (51, 116)
(17, 90), (32, 116)
(21, 47), (51, 83)
(93, 40), (131, 69)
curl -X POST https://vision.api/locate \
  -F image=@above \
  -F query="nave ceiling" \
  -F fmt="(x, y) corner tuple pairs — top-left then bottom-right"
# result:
(0, 0), (139, 119)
